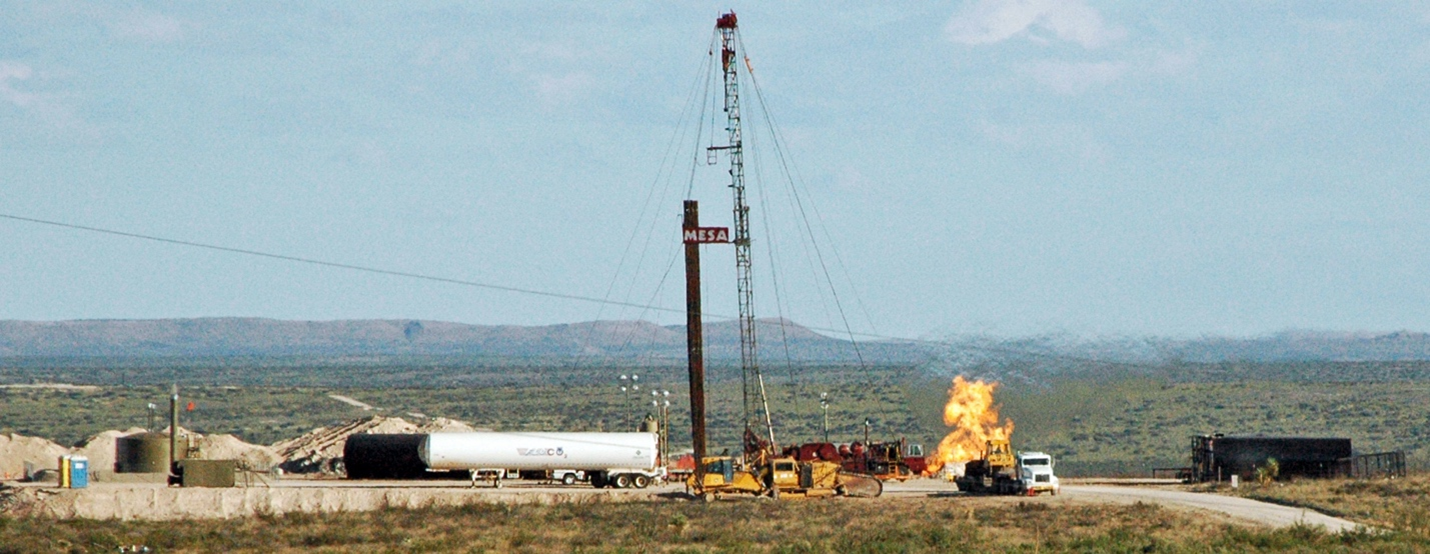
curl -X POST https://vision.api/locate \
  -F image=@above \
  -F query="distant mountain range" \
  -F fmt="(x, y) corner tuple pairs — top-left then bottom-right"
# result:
(3, 318), (1430, 365)
(0, 317), (923, 363)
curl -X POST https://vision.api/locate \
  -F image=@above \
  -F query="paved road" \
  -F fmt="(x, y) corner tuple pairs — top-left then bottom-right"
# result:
(1061, 485), (1361, 532)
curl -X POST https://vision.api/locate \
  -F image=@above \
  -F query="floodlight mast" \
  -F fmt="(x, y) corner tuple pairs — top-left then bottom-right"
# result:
(714, 12), (776, 465)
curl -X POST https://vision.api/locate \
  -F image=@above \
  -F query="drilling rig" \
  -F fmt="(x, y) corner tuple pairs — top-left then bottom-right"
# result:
(682, 12), (881, 500)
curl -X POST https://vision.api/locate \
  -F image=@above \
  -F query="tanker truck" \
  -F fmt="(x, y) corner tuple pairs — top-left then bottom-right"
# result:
(419, 431), (665, 488)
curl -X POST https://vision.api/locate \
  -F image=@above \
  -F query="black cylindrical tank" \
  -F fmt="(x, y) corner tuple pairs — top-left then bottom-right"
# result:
(343, 434), (429, 479)
(115, 432), (188, 473)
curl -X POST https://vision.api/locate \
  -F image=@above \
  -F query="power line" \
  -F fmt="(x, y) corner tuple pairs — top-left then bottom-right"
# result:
(0, 212), (687, 317)
(0, 211), (1174, 372)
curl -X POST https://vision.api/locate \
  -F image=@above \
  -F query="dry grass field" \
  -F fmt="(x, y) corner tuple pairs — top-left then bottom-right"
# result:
(1, 494), (1424, 553)
(1220, 473), (1430, 537)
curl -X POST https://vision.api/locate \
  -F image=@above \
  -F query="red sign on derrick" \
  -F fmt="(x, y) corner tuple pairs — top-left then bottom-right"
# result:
(683, 227), (731, 244)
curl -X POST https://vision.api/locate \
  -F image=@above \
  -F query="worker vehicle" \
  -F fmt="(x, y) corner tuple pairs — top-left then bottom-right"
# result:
(954, 439), (1059, 495)
(513, 469), (588, 485)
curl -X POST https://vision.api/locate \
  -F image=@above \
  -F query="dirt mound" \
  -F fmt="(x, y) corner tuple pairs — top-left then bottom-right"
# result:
(194, 434), (282, 471)
(0, 433), (69, 480)
(417, 417), (479, 433)
(72, 427), (148, 473)
(271, 416), (419, 474)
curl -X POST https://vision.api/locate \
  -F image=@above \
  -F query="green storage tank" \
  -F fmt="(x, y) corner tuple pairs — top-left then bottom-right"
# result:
(115, 432), (188, 473)
(176, 459), (236, 487)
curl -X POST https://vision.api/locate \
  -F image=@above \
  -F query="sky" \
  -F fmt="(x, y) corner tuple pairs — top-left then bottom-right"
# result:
(2, 1), (1428, 341)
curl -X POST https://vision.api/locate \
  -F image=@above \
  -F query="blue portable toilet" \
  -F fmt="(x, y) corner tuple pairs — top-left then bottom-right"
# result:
(60, 455), (89, 489)
(70, 456), (89, 488)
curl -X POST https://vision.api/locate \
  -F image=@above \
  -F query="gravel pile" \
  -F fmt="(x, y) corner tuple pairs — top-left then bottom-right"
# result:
(271, 416), (420, 474)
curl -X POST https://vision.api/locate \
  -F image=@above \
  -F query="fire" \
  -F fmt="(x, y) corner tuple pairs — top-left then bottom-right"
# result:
(925, 376), (1014, 476)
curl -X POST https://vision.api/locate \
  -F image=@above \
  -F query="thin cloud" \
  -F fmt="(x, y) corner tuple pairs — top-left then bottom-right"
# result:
(507, 39), (609, 109)
(0, 60), (99, 144)
(533, 72), (594, 107)
(109, 10), (194, 44)
(946, 0), (1123, 49)
(980, 119), (1110, 163)
(0, 61), (38, 108)
(1022, 60), (1127, 94)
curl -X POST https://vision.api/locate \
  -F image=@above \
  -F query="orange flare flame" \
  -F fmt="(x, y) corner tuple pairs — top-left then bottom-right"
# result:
(926, 376), (1014, 476)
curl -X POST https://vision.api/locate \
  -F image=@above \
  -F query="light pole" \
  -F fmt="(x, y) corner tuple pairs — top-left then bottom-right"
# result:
(662, 396), (671, 466)
(651, 389), (671, 465)
(630, 374), (640, 428)
(819, 392), (830, 443)
(863, 417), (872, 446)
(619, 374), (630, 430)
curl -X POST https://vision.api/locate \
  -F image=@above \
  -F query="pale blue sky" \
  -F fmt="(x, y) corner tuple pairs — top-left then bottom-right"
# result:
(2, 2), (1427, 340)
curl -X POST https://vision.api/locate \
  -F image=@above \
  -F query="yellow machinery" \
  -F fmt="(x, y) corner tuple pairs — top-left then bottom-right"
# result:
(688, 452), (881, 500)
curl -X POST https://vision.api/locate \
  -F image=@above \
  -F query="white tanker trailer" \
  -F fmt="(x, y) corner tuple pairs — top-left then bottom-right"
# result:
(419, 432), (665, 488)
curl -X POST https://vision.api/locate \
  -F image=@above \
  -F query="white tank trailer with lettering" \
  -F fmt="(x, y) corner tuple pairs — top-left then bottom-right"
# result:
(420, 432), (666, 488)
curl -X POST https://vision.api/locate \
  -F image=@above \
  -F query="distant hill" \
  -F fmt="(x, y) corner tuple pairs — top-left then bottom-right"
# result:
(1165, 330), (1430, 363)
(922, 330), (1430, 385)
(3, 318), (1429, 367)
(0, 317), (926, 363)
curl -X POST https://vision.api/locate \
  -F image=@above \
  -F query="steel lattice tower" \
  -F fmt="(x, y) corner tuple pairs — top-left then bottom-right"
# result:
(715, 12), (776, 461)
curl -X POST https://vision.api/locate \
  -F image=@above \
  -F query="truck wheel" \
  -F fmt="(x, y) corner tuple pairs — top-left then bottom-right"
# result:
(562, 473), (577, 486)
(590, 472), (608, 488)
(633, 474), (650, 489)
(612, 473), (633, 489)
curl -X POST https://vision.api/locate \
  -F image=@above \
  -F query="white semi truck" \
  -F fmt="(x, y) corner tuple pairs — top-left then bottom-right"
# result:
(420, 431), (665, 488)
(954, 440), (1060, 496)
(1016, 451), (1060, 495)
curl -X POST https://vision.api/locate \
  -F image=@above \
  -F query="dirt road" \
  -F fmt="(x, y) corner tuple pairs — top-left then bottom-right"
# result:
(1060, 485), (1361, 532)
(326, 394), (375, 411)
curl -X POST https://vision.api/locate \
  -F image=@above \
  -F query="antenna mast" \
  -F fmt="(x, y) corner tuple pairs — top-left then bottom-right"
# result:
(714, 11), (776, 462)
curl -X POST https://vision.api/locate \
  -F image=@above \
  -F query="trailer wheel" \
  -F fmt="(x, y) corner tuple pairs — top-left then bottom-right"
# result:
(633, 474), (650, 489)
(562, 473), (577, 486)
(612, 473), (633, 489)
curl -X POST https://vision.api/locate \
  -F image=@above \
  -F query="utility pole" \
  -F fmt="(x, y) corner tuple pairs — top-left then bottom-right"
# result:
(684, 200), (708, 482)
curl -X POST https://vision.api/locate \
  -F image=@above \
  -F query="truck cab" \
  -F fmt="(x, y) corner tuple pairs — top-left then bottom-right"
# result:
(1016, 452), (1059, 495)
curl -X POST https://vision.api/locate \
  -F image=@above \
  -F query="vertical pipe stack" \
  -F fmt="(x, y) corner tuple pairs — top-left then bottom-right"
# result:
(169, 384), (179, 474)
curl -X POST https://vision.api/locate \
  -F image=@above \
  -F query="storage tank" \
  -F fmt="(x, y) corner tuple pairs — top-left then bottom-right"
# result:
(1191, 435), (1352, 481)
(116, 432), (188, 473)
(420, 432), (658, 471)
(344, 434), (429, 479)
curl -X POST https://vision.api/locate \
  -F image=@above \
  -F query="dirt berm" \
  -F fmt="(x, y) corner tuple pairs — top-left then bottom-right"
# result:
(1, 482), (669, 520)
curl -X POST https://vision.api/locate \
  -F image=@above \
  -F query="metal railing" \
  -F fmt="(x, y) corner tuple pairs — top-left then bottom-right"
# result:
(1337, 452), (1406, 479)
